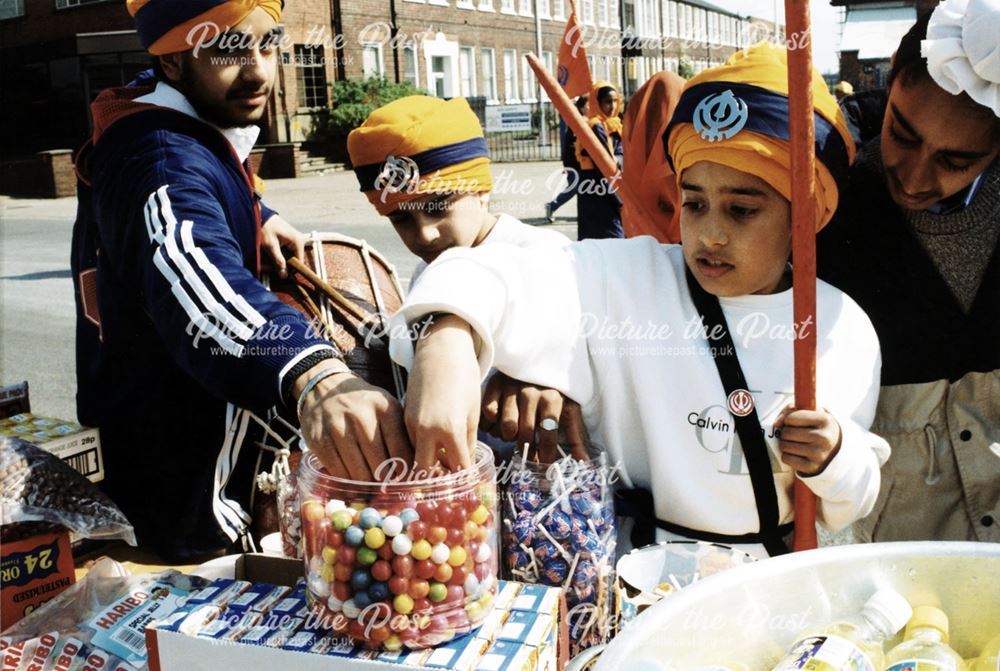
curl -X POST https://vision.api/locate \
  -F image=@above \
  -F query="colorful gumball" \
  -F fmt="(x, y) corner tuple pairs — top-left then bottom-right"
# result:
(344, 525), (364, 547)
(359, 507), (382, 529)
(388, 576), (409, 596)
(357, 547), (378, 566)
(391, 533), (413, 556)
(365, 527), (386, 549)
(414, 559), (436, 580)
(393, 594), (414, 615)
(411, 539), (433, 561)
(407, 520), (428, 542)
(369, 582), (390, 603)
(433, 562), (453, 583)
(427, 526), (448, 545)
(448, 546), (467, 567)
(430, 543), (450, 565)
(371, 559), (392, 582)
(408, 578), (430, 600)
(381, 515), (403, 537)
(427, 582), (447, 603)
(391, 555), (414, 577)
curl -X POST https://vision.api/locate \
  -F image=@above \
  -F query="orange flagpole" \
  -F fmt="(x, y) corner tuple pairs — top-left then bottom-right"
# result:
(785, 0), (819, 551)
(525, 53), (659, 226)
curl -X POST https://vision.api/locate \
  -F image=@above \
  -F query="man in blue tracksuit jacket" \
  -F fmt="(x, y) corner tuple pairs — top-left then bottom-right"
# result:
(72, 0), (410, 561)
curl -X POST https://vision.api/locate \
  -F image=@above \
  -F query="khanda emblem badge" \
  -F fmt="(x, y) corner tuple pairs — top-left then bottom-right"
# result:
(693, 89), (749, 142)
(375, 154), (420, 194)
(727, 389), (755, 417)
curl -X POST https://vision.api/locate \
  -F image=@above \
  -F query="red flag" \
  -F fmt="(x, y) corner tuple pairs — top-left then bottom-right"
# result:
(557, 0), (593, 98)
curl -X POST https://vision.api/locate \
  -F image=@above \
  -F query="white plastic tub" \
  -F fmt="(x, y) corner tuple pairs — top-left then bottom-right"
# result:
(593, 542), (1000, 671)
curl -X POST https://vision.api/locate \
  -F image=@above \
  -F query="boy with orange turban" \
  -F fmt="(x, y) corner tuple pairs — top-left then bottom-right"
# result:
(347, 95), (569, 285)
(347, 96), (577, 456)
(72, 0), (407, 560)
(575, 81), (626, 240)
(381, 43), (889, 559)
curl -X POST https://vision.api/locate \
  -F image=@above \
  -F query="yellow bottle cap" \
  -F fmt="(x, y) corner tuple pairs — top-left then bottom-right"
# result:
(906, 606), (950, 643)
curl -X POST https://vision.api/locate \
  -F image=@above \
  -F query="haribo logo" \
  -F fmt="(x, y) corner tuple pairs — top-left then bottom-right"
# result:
(727, 389), (755, 417)
(693, 89), (749, 142)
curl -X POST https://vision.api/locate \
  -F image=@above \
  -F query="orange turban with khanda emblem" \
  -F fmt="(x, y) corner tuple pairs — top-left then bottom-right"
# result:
(126, 0), (283, 56)
(347, 96), (493, 217)
(665, 42), (855, 230)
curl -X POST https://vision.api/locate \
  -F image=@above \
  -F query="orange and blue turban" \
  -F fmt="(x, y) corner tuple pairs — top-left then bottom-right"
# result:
(127, 0), (283, 55)
(347, 96), (493, 216)
(665, 42), (855, 230)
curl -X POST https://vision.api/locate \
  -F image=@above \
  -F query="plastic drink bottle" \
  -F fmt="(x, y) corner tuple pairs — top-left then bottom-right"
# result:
(770, 588), (913, 671)
(884, 606), (967, 671)
(972, 635), (1000, 671)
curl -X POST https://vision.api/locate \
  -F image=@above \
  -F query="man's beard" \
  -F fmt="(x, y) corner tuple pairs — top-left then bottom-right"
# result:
(190, 86), (268, 129)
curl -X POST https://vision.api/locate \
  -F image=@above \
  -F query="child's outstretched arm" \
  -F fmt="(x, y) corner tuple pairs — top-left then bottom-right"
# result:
(405, 314), (483, 473)
(387, 242), (597, 472)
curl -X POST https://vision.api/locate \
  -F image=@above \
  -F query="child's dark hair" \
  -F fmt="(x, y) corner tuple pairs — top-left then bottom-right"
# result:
(597, 86), (615, 103)
(890, 11), (1000, 140)
(575, 95), (588, 112)
(888, 11), (932, 88)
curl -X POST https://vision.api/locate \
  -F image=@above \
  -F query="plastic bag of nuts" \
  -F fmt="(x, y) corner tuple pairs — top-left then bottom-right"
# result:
(0, 437), (136, 544)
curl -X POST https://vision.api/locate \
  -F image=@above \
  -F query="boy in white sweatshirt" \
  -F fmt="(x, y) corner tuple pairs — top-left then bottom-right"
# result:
(384, 44), (890, 558)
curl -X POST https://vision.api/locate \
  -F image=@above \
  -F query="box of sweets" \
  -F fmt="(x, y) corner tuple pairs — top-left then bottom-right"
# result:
(146, 555), (568, 671)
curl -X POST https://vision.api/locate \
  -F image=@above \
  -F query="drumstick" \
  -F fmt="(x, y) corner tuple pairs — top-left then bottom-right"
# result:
(785, 0), (819, 552)
(288, 256), (368, 323)
(524, 54), (659, 225)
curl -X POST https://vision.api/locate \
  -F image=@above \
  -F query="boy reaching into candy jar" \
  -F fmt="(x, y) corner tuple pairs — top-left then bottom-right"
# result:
(346, 95), (587, 462)
(384, 43), (891, 559)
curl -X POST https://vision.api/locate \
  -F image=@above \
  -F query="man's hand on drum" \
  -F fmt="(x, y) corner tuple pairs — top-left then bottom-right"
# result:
(261, 214), (307, 279)
(404, 314), (482, 475)
(481, 372), (589, 464)
(295, 358), (413, 481)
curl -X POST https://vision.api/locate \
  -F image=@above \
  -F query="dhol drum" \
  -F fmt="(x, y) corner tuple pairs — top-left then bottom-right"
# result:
(267, 231), (407, 398)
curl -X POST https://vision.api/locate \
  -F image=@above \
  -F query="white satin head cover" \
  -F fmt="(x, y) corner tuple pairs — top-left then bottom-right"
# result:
(921, 0), (1000, 117)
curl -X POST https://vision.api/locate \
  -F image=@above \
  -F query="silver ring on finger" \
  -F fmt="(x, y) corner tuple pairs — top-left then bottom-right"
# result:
(539, 417), (559, 432)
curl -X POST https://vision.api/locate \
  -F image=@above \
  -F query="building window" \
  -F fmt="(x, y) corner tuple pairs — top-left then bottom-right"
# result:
(610, 0), (618, 28)
(362, 43), (384, 79)
(552, 0), (564, 19)
(457, 0), (475, 7)
(481, 48), (498, 100)
(500, 0), (516, 13)
(538, 0), (550, 18)
(0, 0), (24, 18)
(602, 55), (612, 81)
(541, 51), (554, 99)
(403, 45), (420, 88)
(430, 56), (449, 97)
(599, 0), (609, 26)
(479, 0), (495, 8)
(519, 0), (532, 15)
(582, 0), (594, 25)
(459, 46), (476, 96)
(521, 51), (537, 101)
(294, 45), (328, 108)
(503, 48), (519, 101)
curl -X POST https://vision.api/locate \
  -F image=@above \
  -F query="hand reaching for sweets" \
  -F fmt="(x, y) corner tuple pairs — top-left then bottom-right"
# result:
(773, 405), (843, 477)
(481, 372), (590, 464)
(296, 359), (413, 481)
(405, 314), (482, 474)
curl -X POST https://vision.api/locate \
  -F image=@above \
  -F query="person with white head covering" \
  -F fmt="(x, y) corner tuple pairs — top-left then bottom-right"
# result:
(818, 1), (1000, 543)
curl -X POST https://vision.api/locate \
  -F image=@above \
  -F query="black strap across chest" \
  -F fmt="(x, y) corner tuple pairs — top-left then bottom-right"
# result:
(614, 269), (791, 556)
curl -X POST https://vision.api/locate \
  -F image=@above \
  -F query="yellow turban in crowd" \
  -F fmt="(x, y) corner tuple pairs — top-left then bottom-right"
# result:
(347, 96), (493, 216)
(127, 0), (283, 56)
(665, 42), (855, 230)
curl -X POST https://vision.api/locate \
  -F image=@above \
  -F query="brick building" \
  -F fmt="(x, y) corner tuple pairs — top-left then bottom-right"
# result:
(0, 0), (777, 157)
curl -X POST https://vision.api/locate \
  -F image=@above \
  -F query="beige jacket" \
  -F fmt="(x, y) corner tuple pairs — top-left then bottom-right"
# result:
(857, 370), (1000, 542)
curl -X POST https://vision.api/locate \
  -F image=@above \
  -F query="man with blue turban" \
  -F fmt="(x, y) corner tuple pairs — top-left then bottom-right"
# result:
(71, 1), (410, 560)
